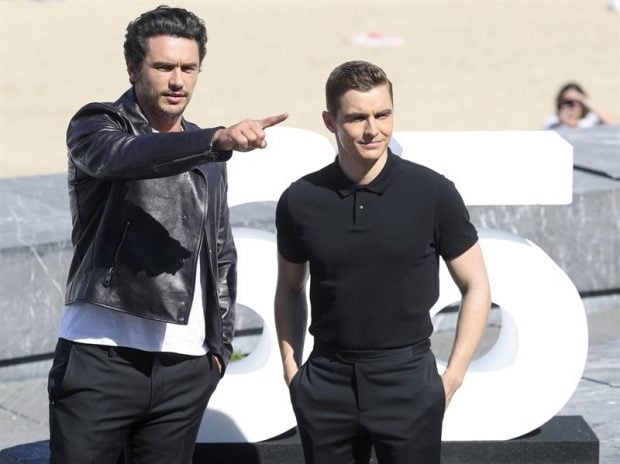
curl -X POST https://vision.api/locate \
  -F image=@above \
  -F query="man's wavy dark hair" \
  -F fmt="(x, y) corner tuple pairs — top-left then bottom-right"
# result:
(124, 5), (207, 70)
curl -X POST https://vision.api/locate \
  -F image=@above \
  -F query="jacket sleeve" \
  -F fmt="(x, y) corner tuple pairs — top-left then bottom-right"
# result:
(67, 102), (232, 180)
(215, 163), (237, 369)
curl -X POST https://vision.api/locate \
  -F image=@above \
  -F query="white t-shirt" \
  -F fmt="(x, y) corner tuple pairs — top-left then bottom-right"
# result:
(58, 264), (207, 356)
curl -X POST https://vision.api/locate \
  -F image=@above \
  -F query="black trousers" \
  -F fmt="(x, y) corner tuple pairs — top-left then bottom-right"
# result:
(289, 340), (445, 464)
(48, 338), (220, 464)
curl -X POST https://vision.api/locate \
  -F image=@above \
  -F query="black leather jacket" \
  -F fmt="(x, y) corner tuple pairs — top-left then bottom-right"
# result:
(64, 88), (236, 368)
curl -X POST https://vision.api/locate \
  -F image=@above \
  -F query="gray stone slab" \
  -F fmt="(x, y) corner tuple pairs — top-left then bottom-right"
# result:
(0, 175), (70, 251)
(469, 169), (619, 294)
(573, 168), (620, 193)
(0, 175), (70, 366)
(556, 125), (620, 180)
(0, 245), (68, 362)
(0, 361), (53, 385)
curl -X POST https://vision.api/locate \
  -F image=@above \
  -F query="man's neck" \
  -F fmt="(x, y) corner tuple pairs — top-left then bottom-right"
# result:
(337, 150), (388, 185)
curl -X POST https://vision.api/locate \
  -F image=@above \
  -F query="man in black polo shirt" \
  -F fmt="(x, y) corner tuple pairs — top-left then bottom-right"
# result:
(275, 60), (491, 464)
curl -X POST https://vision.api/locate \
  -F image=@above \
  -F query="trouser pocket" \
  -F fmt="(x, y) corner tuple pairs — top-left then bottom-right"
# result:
(47, 338), (75, 404)
(425, 350), (447, 416)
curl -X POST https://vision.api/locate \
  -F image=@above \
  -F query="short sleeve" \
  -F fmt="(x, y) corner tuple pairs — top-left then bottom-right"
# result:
(275, 187), (308, 263)
(434, 177), (478, 260)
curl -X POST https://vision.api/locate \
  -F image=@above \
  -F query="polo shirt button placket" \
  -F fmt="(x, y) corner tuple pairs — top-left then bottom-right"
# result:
(358, 203), (366, 228)
(355, 191), (367, 227)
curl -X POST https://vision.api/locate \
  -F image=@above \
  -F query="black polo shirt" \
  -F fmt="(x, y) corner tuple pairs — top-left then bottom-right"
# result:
(276, 151), (478, 350)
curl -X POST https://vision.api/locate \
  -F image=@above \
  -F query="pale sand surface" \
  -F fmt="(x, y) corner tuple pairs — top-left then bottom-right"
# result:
(1, 0), (619, 178)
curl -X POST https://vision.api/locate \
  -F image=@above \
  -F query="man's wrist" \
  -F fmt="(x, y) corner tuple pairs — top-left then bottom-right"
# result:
(210, 127), (224, 152)
(442, 368), (464, 389)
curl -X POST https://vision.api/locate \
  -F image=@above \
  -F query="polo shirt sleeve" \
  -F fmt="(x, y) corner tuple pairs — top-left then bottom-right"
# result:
(435, 177), (478, 261)
(275, 187), (308, 263)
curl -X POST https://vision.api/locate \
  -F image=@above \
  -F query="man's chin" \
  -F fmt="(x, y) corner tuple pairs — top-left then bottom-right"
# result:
(160, 106), (187, 119)
(359, 145), (388, 159)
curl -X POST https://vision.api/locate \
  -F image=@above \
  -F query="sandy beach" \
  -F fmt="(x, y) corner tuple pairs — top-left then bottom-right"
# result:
(1, 0), (619, 177)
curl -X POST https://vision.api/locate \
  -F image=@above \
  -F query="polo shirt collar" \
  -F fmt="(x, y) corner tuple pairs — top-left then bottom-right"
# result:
(335, 149), (398, 197)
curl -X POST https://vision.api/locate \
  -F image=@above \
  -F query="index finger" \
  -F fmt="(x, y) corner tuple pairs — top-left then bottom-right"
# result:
(258, 113), (289, 129)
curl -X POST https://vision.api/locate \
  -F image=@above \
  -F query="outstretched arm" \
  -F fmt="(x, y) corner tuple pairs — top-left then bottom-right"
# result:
(442, 242), (491, 407)
(274, 253), (309, 385)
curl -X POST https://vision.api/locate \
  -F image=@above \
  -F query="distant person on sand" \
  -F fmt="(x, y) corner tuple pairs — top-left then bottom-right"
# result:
(542, 82), (614, 129)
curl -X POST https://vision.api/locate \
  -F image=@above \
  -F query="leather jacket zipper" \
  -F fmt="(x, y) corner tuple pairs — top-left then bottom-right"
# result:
(103, 221), (131, 288)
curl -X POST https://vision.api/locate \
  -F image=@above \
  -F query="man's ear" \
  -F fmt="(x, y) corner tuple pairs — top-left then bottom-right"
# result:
(322, 111), (336, 133)
(126, 61), (137, 84)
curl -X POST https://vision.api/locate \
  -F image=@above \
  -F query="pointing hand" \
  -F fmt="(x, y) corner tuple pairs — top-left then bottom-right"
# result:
(212, 113), (289, 152)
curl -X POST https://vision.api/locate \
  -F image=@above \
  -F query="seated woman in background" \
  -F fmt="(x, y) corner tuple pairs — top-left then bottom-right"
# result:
(542, 82), (615, 129)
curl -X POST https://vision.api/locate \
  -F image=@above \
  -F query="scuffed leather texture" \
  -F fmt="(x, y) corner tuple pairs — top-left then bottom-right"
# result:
(64, 88), (236, 367)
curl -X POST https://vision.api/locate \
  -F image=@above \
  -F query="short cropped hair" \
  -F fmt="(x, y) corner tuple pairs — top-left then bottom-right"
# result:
(124, 5), (207, 70)
(325, 61), (393, 115)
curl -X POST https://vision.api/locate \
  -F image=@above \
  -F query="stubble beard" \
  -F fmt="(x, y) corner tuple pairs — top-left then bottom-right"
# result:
(157, 94), (190, 120)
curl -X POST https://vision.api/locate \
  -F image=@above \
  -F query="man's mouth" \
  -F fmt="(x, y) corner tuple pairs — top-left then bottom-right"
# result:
(164, 93), (187, 103)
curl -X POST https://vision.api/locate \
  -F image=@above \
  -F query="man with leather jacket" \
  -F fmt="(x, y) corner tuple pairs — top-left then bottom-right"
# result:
(47, 6), (287, 463)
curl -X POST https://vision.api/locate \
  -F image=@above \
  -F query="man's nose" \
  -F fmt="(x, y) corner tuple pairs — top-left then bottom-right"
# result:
(365, 118), (378, 136)
(169, 68), (184, 90)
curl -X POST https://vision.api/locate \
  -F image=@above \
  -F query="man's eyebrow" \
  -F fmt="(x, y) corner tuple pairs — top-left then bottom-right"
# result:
(151, 60), (199, 68)
(344, 109), (392, 119)
(345, 112), (368, 118)
(151, 61), (174, 67)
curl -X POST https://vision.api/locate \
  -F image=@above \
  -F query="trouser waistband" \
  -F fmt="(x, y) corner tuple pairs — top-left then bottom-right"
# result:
(312, 338), (431, 363)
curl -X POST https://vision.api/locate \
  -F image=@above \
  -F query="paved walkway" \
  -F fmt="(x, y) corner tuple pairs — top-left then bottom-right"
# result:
(1, 299), (618, 463)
